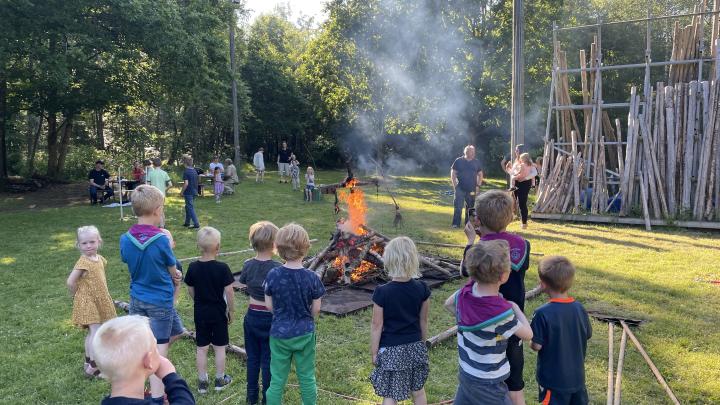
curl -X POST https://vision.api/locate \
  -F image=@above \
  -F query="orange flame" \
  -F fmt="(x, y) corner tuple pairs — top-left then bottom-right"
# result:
(338, 179), (367, 235)
(350, 260), (375, 282)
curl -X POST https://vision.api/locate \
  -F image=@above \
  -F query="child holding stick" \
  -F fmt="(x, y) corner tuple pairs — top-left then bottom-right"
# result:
(304, 167), (315, 202)
(237, 221), (282, 405)
(264, 224), (326, 405)
(445, 240), (532, 405)
(66, 225), (117, 378)
(370, 237), (430, 405)
(530, 257), (592, 405)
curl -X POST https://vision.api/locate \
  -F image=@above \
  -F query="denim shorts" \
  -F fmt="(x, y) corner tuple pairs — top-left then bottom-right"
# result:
(129, 297), (185, 344)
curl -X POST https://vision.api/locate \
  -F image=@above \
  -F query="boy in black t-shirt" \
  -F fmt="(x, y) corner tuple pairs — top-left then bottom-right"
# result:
(530, 256), (592, 405)
(184, 227), (235, 394)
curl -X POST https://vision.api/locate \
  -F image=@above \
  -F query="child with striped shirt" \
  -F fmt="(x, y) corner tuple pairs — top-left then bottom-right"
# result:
(445, 240), (533, 405)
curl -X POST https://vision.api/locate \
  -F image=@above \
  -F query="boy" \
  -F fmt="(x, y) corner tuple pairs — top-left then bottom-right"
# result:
(184, 227), (235, 394)
(460, 189), (531, 405)
(530, 257), (592, 405)
(237, 221), (281, 405)
(180, 154), (200, 228)
(445, 240), (533, 405)
(93, 315), (195, 405)
(264, 223), (325, 405)
(120, 184), (184, 404)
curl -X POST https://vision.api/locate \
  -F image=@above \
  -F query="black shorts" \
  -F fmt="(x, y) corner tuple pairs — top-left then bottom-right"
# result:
(538, 386), (588, 405)
(195, 318), (229, 347)
(505, 335), (525, 391)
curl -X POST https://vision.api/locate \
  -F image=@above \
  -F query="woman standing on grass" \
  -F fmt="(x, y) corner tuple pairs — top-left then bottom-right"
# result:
(66, 226), (116, 378)
(370, 237), (430, 405)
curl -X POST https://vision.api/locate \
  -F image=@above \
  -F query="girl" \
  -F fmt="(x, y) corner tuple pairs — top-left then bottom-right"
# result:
(66, 226), (116, 378)
(213, 166), (224, 203)
(370, 237), (430, 405)
(289, 155), (300, 191)
(511, 153), (536, 229)
(304, 166), (315, 202)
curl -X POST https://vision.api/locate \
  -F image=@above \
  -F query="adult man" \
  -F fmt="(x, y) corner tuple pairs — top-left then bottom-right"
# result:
(450, 145), (483, 227)
(223, 158), (239, 194)
(88, 160), (114, 205)
(277, 141), (292, 184)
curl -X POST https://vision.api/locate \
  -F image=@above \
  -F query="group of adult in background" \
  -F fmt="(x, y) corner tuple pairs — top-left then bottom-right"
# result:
(450, 144), (541, 230)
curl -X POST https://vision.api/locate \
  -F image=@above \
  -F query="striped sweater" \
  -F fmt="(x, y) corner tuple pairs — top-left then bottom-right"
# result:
(455, 282), (520, 383)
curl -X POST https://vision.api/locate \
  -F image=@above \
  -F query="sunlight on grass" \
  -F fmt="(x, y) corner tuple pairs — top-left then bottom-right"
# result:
(0, 257), (15, 265)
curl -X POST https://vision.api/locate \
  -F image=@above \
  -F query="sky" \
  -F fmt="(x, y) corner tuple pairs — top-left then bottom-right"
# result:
(243, 0), (328, 25)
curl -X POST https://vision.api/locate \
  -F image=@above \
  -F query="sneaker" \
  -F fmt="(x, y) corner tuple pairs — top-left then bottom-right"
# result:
(198, 379), (209, 394)
(214, 374), (232, 391)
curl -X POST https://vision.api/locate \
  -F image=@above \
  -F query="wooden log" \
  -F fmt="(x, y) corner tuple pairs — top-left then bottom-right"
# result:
(620, 321), (681, 405)
(425, 326), (458, 348)
(657, 83), (666, 181)
(638, 118), (661, 218)
(695, 80), (718, 219)
(607, 323), (614, 405)
(571, 130), (581, 212)
(665, 86), (677, 215)
(602, 112), (619, 172)
(620, 89), (639, 215)
(615, 118), (624, 177)
(309, 231), (340, 274)
(638, 164), (652, 231)
(682, 81), (698, 212)
(613, 328), (628, 405)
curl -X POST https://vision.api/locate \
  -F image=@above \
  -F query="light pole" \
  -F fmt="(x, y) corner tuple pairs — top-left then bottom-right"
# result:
(230, 0), (241, 166)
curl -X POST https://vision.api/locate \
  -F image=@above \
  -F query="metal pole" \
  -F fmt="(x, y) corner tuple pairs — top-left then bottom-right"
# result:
(229, 2), (241, 165)
(511, 0), (525, 155)
(119, 166), (123, 221)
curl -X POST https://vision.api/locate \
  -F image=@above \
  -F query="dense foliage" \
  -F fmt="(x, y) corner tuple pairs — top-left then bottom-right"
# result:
(0, 0), (702, 179)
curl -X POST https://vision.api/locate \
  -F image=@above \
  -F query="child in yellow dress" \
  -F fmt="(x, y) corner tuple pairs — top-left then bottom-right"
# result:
(66, 225), (117, 378)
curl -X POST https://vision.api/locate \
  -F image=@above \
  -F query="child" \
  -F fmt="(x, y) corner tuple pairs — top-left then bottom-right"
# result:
(184, 227), (235, 393)
(120, 184), (185, 403)
(264, 223), (326, 405)
(289, 155), (300, 191)
(370, 237), (430, 405)
(445, 240), (533, 405)
(93, 315), (195, 404)
(530, 257), (592, 405)
(254, 147), (266, 183)
(304, 167), (315, 202)
(461, 189), (531, 405)
(213, 166), (224, 203)
(237, 221), (282, 405)
(66, 225), (117, 378)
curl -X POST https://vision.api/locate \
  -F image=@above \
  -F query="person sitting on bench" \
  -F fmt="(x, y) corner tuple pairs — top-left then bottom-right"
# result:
(88, 160), (114, 205)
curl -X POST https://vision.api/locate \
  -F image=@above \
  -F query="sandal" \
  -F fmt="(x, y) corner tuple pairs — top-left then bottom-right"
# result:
(84, 361), (102, 379)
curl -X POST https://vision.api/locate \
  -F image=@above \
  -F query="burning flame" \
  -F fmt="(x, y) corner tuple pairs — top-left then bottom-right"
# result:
(338, 178), (367, 235)
(350, 260), (375, 282)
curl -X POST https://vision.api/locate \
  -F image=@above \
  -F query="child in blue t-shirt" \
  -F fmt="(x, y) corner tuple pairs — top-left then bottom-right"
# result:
(119, 184), (184, 403)
(531, 256), (592, 405)
(460, 189), (531, 403)
(446, 240), (532, 405)
(370, 236), (430, 404)
(263, 223), (325, 405)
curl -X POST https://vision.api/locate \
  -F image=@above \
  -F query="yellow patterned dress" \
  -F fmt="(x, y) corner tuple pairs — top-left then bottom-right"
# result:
(71, 255), (117, 326)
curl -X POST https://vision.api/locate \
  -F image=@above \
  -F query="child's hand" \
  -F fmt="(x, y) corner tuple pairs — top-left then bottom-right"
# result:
(227, 310), (234, 324)
(372, 353), (377, 365)
(464, 221), (477, 244)
(154, 355), (176, 380)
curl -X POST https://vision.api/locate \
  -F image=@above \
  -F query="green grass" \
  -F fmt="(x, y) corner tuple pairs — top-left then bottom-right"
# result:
(0, 170), (719, 404)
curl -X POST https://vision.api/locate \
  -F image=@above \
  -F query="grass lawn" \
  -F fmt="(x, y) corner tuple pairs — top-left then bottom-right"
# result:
(1, 169), (719, 404)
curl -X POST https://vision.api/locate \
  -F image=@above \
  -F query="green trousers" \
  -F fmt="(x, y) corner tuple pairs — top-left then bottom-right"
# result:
(266, 332), (317, 405)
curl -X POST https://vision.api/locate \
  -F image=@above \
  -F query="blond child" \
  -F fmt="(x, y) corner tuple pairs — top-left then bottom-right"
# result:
(290, 155), (301, 191)
(93, 315), (195, 404)
(445, 240), (533, 405)
(304, 167), (315, 202)
(530, 257), (591, 405)
(66, 225), (117, 378)
(120, 184), (184, 402)
(370, 237), (430, 405)
(264, 224), (326, 405)
(237, 221), (282, 405)
(184, 227), (235, 393)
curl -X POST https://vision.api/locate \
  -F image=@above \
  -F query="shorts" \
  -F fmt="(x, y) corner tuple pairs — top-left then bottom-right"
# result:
(306, 185), (315, 191)
(278, 163), (290, 176)
(195, 318), (230, 347)
(538, 386), (589, 405)
(129, 298), (185, 344)
(454, 372), (512, 405)
(505, 335), (525, 391)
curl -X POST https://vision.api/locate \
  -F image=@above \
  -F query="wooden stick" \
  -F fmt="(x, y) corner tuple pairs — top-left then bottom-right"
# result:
(613, 328), (628, 405)
(682, 81), (698, 211)
(607, 323), (614, 405)
(620, 321), (681, 405)
(665, 86), (677, 215)
(571, 130), (581, 212)
(425, 326), (458, 348)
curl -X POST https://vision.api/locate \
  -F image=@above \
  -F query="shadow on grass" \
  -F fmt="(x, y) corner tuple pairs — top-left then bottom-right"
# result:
(543, 228), (667, 252)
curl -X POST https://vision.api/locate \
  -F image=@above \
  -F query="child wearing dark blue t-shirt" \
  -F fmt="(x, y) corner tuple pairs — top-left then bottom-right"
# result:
(531, 256), (592, 405)
(263, 224), (325, 405)
(370, 237), (431, 404)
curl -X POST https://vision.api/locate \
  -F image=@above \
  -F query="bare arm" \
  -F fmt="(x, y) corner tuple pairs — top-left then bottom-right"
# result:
(187, 286), (195, 299)
(181, 179), (188, 194)
(224, 284), (235, 323)
(531, 342), (543, 351)
(444, 291), (458, 315)
(419, 299), (430, 341)
(510, 302), (533, 341)
(370, 304), (383, 364)
(477, 170), (484, 187)
(66, 269), (84, 297)
(450, 169), (458, 188)
(311, 298), (321, 317)
(265, 295), (273, 312)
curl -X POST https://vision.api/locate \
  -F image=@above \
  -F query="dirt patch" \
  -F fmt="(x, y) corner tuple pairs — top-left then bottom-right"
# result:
(0, 182), (91, 212)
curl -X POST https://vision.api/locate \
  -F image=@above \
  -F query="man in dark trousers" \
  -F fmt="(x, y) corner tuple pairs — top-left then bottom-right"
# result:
(450, 145), (483, 228)
(277, 141), (292, 184)
(88, 160), (114, 205)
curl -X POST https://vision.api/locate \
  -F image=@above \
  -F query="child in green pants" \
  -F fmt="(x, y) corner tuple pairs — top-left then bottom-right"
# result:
(264, 224), (326, 405)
